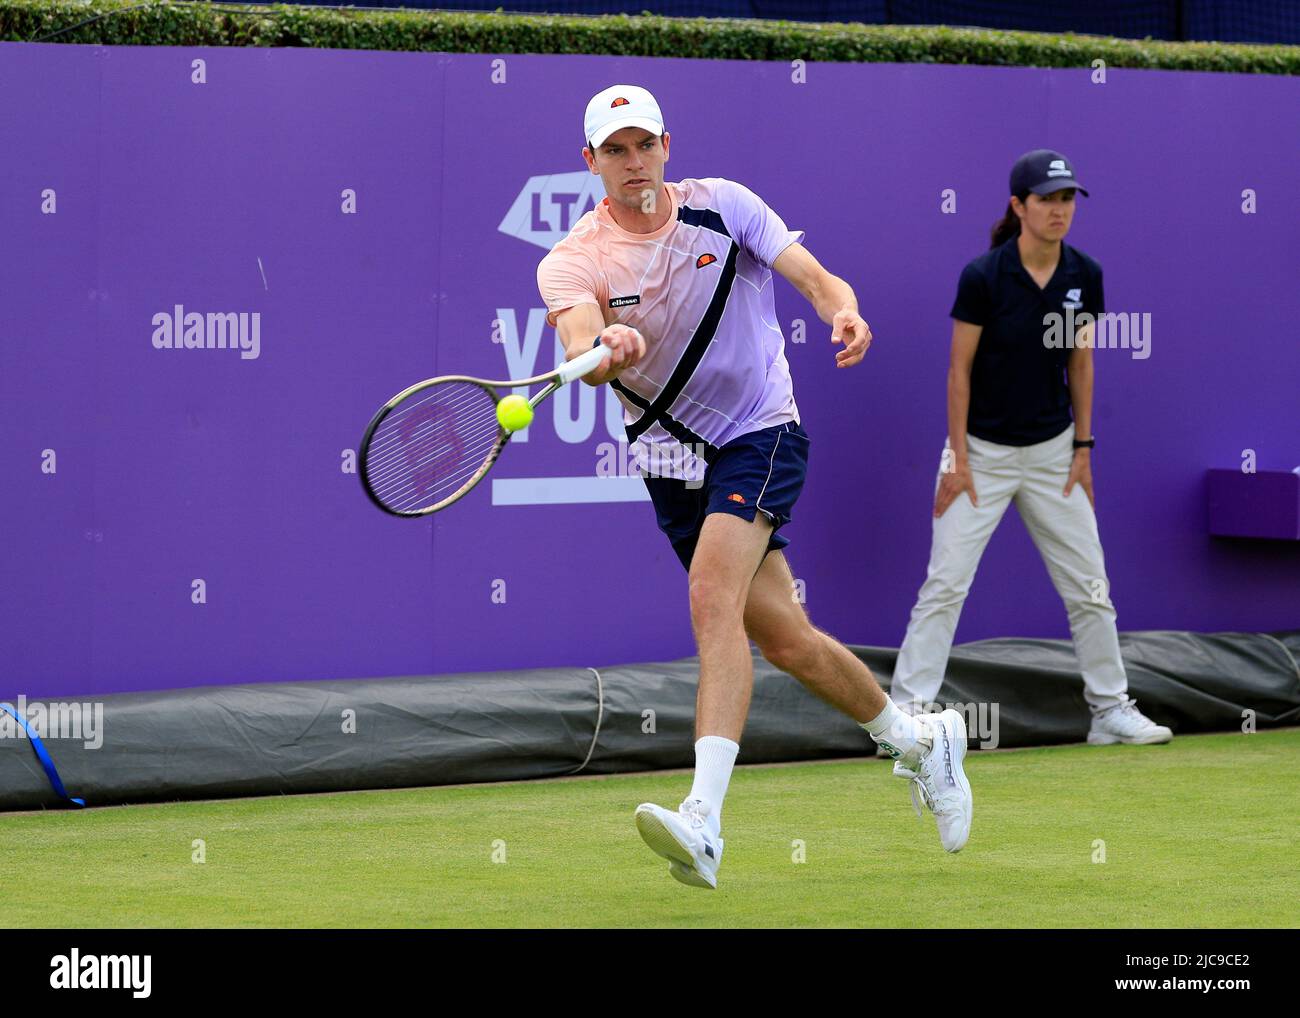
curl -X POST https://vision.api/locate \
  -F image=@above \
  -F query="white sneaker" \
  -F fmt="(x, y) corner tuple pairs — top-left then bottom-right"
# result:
(1088, 698), (1173, 745)
(893, 709), (973, 853)
(634, 798), (723, 889)
(875, 698), (919, 758)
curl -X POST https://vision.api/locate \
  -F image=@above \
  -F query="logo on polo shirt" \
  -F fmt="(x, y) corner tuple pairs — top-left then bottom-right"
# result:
(1063, 287), (1083, 310)
(1047, 159), (1072, 178)
(609, 295), (640, 308)
(696, 253), (718, 269)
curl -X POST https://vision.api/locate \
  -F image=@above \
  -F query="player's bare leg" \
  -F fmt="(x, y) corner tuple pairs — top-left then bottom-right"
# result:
(633, 510), (770, 888)
(689, 512), (775, 742)
(744, 549), (973, 852)
(743, 549), (928, 765)
(742, 549), (888, 722)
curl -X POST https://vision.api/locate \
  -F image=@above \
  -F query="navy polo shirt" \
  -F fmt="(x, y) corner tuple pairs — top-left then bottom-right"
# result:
(950, 237), (1104, 446)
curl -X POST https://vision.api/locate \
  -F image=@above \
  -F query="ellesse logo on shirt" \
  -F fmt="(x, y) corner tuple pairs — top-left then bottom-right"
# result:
(609, 295), (640, 308)
(696, 253), (718, 269)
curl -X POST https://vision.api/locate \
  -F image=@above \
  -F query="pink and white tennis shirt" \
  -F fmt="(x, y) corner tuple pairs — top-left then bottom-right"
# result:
(536, 177), (804, 476)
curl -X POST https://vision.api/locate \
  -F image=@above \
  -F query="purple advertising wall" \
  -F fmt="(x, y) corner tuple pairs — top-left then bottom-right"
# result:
(2, 43), (1297, 700)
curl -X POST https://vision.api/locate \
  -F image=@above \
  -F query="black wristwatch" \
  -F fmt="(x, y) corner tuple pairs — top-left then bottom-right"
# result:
(1073, 437), (1096, 449)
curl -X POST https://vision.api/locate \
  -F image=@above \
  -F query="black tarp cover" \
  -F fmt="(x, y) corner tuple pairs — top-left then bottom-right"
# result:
(2, 630), (1296, 811)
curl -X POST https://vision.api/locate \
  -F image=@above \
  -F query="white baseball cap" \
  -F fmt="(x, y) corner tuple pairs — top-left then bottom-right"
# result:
(584, 85), (665, 149)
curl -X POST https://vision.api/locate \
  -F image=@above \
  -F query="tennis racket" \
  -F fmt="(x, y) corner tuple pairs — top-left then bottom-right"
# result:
(359, 342), (611, 517)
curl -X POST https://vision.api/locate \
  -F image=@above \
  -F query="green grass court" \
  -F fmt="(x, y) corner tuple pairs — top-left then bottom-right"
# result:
(1, 729), (1295, 928)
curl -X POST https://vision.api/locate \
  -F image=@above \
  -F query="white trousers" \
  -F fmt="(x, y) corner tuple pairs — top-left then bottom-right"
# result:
(891, 423), (1129, 714)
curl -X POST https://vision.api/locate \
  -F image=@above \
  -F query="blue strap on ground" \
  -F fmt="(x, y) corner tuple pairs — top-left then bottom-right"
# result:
(0, 703), (86, 807)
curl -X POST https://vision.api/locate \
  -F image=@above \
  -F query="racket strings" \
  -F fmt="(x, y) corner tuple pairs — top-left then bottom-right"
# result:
(364, 381), (506, 513)
(365, 405), (500, 489)
(372, 420), (502, 512)
(377, 428), (504, 511)
(363, 383), (497, 467)
(370, 399), (501, 502)
(365, 397), (503, 489)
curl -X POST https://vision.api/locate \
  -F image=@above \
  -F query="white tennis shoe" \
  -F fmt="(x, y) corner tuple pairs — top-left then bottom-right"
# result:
(634, 798), (723, 889)
(893, 708), (973, 853)
(876, 698), (919, 758)
(1088, 698), (1173, 745)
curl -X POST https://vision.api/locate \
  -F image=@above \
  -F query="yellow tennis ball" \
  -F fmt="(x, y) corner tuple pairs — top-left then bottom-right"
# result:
(496, 394), (534, 432)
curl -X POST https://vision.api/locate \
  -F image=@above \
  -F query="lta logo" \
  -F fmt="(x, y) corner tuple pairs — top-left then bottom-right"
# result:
(499, 172), (606, 250)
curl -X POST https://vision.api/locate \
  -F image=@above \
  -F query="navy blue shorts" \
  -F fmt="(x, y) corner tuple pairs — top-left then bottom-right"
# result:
(643, 421), (810, 571)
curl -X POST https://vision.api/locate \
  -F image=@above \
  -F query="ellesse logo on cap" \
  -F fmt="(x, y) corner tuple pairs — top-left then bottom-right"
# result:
(611, 97), (630, 107)
(696, 254), (717, 269)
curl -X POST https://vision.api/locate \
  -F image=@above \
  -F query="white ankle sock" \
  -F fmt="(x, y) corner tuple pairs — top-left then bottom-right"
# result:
(687, 735), (738, 835)
(861, 698), (929, 768)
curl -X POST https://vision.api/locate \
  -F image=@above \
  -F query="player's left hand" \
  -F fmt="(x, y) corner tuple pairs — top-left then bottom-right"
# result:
(831, 308), (872, 368)
(1064, 449), (1095, 508)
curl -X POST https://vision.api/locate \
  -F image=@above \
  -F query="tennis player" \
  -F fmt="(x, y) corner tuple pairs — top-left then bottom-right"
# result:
(889, 150), (1173, 748)
(537, 85), (973, 889)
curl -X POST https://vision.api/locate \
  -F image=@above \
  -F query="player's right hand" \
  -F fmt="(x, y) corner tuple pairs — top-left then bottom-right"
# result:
(934, 463), (978, 518)
(599, 325), (646, 371)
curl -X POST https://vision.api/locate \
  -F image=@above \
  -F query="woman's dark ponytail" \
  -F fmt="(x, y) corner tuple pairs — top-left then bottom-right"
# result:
(990, 191), (1031, 248)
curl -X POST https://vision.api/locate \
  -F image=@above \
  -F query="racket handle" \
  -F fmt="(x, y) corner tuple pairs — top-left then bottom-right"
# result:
(556, 341), (611, 384)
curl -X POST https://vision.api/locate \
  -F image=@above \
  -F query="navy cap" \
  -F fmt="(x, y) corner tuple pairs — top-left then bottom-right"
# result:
(1010, 149), (1089, 198)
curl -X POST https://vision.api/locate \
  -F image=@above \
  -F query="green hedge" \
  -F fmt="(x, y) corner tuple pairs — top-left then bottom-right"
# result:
(4, 0), (1298, 74)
